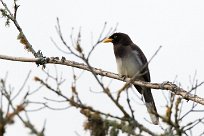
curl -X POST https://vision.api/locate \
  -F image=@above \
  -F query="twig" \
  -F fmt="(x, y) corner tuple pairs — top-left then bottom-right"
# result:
(11, 70), (31, 101)
(126, 90), (135, 119)
(0, 0), (37, 56)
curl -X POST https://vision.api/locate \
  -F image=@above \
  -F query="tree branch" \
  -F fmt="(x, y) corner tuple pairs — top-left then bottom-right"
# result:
(0, 54), (204, 106)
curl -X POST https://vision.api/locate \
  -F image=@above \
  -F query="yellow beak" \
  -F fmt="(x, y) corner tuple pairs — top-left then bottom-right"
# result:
(103, 38), (113, 43)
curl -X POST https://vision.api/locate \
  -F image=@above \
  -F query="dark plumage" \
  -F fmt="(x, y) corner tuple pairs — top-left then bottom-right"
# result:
(103, 32), (159, 125)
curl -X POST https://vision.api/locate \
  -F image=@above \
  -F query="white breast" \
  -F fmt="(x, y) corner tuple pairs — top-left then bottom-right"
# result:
(116, 50), (143, 77)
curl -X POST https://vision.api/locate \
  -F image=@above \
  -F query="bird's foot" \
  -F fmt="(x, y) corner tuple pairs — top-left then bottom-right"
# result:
(160, 81), (171, 89)
(119, 74), (127, 81)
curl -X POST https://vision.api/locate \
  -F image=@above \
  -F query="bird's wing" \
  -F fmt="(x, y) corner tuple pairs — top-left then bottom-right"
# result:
(130, 43), (151, 82)
(130, 44), (158, 124)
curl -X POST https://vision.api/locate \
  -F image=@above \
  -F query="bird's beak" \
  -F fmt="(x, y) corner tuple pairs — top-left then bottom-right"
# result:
(103, 38), (113, 43)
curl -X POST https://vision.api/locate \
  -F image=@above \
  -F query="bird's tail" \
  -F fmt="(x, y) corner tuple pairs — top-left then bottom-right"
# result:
(145, 100), (159, 125)
(134, 85), (159, 125)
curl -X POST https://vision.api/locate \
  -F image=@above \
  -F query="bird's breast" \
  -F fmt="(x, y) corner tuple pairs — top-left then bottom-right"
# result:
(116, 53), (143, 77)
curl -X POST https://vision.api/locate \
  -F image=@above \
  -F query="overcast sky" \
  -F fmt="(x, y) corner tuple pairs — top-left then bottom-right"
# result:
(1, 0), (204, 136)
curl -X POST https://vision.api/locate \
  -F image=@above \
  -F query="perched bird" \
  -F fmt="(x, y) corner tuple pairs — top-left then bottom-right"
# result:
(103, 32), (159, 125)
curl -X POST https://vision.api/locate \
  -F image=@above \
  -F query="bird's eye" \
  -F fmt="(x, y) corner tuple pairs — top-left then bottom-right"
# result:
(114, 35), (117, 39)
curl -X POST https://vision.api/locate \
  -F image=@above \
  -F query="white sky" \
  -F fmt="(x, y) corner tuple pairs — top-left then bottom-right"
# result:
(1, 0), (204, 135)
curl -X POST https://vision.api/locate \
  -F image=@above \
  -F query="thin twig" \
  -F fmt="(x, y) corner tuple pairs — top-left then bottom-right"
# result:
(11, 70), (31, 101)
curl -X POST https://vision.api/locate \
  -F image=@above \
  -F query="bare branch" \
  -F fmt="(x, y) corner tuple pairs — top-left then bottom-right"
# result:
(1, 54), (204, 106)
(0, 0), (37, 56)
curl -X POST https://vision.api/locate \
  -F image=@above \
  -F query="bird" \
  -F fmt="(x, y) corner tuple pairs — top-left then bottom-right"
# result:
(103, 32), (159, 125)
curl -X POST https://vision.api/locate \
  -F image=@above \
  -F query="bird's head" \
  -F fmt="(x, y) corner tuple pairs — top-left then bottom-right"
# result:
(103, 33), (132, 45)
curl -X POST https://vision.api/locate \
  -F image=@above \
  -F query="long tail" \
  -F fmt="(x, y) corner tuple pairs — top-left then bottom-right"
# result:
(134, 85), (159, 125)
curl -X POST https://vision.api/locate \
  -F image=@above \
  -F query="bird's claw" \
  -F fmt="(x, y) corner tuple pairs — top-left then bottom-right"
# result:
(119, 74), (127, 81)
(160, 81), (170, 89)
